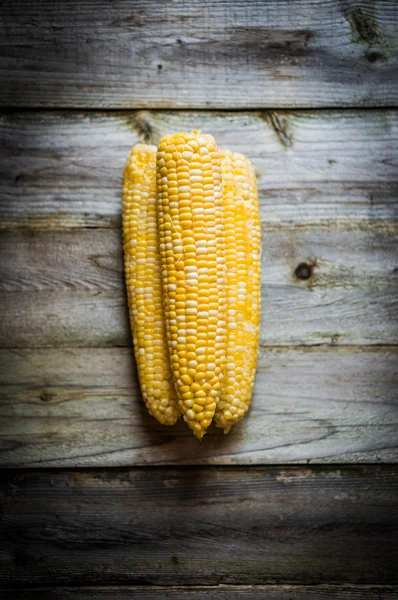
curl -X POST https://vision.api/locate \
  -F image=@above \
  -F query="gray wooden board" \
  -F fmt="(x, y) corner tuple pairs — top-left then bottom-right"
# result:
(0, 347), (397, 466)
(1, 1), (398, 108)
(0, 467), (397, 585)
(0, 228), (396, 348)
(1, 586), (398, 599)
(1, 110), (397, 229)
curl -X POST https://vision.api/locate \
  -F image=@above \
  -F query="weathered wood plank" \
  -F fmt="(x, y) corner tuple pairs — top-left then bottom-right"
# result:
(1, 1), (398, 108)
(2, 585), (398, 599)
(0, 467), (397, 586)
(1, 110), (397, 229)
(0, 347), (396, 466)
(1, 228), (396, 348)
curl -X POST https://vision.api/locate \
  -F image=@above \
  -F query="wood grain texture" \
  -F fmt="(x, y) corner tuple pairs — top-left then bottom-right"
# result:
(1, 346), (397, 466)
(1, 110), (397, 229)
(1, 586), (398, 599)
(1, 228), (396, 348)
(1, 1), (398, 108)
(0, 467), (397, 586)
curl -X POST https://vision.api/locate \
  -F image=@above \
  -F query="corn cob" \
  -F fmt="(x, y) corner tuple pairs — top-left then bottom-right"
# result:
(123, 134), (261, 438)
(122, 144), (180, 425)
(156, 132), (226, 439)
(214, 150), (261, 432)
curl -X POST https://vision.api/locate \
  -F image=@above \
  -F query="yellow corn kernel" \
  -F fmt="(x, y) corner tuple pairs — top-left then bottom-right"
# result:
(214, 150), (261, 433)
(122, 144), (180, 425)
(157, 131), (226, 439)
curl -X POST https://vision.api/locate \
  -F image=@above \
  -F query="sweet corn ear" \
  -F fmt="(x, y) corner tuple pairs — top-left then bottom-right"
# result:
(215, 150), (261, 433)
(122, 144), (180, 425)
(156, 132), (226, 439)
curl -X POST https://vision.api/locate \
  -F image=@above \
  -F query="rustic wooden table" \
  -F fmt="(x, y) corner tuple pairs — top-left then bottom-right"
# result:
(1, 1), (398, 598)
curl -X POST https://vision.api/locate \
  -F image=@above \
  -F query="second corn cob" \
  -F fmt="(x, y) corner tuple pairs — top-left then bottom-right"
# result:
(156, 132), (226, 439)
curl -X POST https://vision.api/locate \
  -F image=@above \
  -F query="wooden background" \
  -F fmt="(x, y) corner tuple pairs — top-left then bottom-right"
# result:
(0, 1), (397, 598)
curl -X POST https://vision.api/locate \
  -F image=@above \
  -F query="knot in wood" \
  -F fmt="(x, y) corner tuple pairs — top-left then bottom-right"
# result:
(294, 262), (313, 281)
